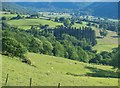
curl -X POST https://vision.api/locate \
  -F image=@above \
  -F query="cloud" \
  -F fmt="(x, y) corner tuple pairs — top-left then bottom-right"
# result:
(1, 0), (119, 2)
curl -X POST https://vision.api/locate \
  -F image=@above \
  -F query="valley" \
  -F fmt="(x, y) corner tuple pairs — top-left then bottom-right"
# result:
(1, 2), (119, 87)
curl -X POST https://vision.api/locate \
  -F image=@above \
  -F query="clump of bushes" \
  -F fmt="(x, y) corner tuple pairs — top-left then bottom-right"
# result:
(2, 37), (27, 58)
(21, 57), (31, 65)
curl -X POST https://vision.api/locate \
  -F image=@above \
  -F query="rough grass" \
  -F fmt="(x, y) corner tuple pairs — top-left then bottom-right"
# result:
(1, 53), (118, 86)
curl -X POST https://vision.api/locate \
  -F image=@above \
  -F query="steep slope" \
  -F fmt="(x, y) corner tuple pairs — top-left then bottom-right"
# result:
(2, 53), (118, 86)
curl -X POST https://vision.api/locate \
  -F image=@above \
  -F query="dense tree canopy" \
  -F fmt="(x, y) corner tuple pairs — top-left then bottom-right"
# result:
(2, 37), (27, 58)
(111, 45), (120, 68)
(53, 41), (65, 57)
(42, 41), (53, 55)
(29, 38), (43, 53)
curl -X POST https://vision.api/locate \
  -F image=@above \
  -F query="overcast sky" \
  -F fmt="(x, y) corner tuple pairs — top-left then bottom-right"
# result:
(1, 0), (120, 2)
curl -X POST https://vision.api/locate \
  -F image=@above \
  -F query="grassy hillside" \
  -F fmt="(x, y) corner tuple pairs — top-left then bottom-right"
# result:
(2, 53), (118, 86)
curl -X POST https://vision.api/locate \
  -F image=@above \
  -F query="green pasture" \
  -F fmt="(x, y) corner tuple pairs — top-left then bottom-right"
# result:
(7, 19), (63, 29)
(1, 53), (118, 86)
(93, 30), (118, 53)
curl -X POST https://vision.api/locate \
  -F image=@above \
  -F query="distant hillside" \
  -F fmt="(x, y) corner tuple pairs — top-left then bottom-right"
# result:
(16, 2), (92, 9)
(1, 2), (37, 14)
(85, 2), (118, 19)
(2, 2), (118, 19)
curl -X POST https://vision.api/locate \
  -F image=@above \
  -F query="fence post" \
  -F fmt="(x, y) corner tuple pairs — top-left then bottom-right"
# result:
(5, 74), (9, 86)
(30, 78), (32, 88)
(58, 83), (60, 88)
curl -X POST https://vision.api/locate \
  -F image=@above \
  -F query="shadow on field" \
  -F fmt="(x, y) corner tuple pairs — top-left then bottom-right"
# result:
(85, 66), (119, 78)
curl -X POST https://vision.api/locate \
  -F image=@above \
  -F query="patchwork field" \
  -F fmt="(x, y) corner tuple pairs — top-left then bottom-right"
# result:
(1, 53), (118, 86)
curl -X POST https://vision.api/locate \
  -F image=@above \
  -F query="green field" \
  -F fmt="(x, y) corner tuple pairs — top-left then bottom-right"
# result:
(93, 29), (118, 53)
(1, 14), (17, 19)
(1, 53), (118, 86)
(1, 14), (28, 20)
(7, 19), (63, 29)
(1, 13), (63, 29)
(7, 19), (88, 30)
(72, 22), (87, 28)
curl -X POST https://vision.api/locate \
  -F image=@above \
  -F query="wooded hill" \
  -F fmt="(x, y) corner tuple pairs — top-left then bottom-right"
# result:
(1, 2), (118, 19)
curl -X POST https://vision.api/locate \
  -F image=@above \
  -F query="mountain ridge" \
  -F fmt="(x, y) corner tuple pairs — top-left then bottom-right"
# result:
(2, 2), (118, 19)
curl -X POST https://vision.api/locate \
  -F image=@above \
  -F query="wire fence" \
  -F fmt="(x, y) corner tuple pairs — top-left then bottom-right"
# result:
(3, 73), (61, 88)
